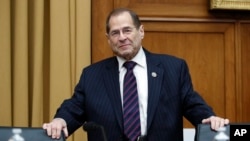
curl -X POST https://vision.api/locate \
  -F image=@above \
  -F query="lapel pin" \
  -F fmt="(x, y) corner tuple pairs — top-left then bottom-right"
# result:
(151, 72), (157, 77)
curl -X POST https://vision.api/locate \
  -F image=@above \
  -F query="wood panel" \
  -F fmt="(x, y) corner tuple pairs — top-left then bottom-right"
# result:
(240, 22), (250, 122)
(141, 20), (236, 127)
(114, 0), (211, 18)
(91, 0), (114, 63)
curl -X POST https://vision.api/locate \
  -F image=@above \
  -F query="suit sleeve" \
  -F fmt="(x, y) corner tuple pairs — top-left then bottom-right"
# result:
(54, 70), (86, 135)
(180, 60), (215, 126)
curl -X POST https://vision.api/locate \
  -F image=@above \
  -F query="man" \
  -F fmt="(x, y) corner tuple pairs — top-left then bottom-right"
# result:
(43, 8), (229, 141)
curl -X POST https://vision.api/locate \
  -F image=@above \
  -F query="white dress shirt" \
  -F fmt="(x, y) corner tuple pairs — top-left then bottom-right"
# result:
(117, 47), (148, 135)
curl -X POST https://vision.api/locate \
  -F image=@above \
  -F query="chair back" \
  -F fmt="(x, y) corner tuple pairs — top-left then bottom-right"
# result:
(196, 124), (229, 141)
(0, 126), (65, 141)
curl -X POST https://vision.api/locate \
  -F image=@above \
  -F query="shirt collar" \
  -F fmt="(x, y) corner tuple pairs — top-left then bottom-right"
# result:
(117, 47), (146, 71)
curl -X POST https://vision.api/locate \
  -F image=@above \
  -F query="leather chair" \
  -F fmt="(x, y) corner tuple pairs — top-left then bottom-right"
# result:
(0, 126), (65, 141)
(195, 124), (230, 141)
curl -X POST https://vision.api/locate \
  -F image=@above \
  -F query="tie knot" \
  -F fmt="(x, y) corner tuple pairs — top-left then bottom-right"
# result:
(123, 61), (137, 70)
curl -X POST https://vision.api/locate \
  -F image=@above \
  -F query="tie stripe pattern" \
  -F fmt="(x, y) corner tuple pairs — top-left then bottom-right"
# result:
(123, 61), (141, 141)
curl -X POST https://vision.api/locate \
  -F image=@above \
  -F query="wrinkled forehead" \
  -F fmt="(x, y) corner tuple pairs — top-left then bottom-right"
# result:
(108, 12), (134, 32)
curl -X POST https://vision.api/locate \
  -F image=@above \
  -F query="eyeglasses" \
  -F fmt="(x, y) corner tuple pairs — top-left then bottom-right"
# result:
(109, 27), (136, 38)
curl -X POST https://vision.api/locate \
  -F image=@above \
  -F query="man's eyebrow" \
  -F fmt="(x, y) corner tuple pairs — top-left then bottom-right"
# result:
(111, 26), (133, 31)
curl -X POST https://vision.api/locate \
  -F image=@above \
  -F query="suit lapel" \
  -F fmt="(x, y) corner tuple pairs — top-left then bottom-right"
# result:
(103, 58), (123, 130)
(101, 51), (164, 132)
(145, 51), (164, 131)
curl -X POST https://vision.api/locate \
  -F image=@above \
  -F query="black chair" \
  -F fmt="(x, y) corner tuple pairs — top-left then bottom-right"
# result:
(195, 124), (230, 141)
(0, 126), (65, 141)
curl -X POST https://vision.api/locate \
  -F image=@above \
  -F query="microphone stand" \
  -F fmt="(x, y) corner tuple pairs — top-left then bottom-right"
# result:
(83, 122), (108, 141)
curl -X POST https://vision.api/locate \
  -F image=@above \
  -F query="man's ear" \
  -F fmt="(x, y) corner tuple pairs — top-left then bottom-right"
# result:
(139, 25), (145, 39)
(105, 33), (109, 39)
(106, 33), (111, 44)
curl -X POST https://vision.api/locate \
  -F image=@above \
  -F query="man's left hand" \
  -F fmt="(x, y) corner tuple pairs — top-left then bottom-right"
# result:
(202, 116), (230, 130)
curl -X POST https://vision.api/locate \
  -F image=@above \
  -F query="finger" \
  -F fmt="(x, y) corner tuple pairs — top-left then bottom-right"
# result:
(214, 120), (221, 130)
(224, 118), (230, 124)
(46, 124), (52, 136)
(201, 118), (209, 123)
(42, 123), (47, 129)
(219, 118), (225, 127)
(210, 120), (216, 130)
(218, 118), (229, 129)
(55, 126), (62, 139)
(214, 117), (225, 130)
(209, 116), (217, 130)
(62, 127), (69, 138)
(51, 125), (59, 139)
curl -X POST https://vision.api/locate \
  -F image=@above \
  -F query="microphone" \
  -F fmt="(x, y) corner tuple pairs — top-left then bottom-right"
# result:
(83, 121), (101, 131)
(83, 122), (107, 141)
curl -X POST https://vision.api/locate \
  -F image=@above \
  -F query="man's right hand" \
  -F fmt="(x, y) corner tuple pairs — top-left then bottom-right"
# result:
(42, 118), (69, 139)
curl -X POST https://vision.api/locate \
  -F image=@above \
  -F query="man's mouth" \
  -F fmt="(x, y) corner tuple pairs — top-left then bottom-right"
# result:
(119, 44), (130, 48)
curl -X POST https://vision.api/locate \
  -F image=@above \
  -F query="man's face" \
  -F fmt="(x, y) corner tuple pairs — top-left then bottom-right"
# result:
(106, 12), (144, 60)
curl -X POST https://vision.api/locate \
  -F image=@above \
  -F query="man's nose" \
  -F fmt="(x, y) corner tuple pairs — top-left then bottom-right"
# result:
(118, 31), (127, 40)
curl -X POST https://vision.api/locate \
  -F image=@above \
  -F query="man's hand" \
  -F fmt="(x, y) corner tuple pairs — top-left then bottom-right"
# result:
(202, 116), (230, 130)
(42, 118), (69, 139)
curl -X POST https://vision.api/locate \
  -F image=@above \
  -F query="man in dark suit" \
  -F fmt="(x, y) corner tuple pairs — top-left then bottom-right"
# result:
(43, 8), (229, 141)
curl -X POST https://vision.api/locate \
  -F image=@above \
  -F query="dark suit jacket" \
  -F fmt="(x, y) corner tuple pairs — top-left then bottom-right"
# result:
(55, 48), (214, 141)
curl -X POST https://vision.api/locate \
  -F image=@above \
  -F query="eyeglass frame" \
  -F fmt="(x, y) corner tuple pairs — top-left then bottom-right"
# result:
(107, 26), (137, 39)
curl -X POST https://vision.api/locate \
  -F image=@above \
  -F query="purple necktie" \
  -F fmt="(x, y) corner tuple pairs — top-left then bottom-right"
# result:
(123, 61), (141, 141)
